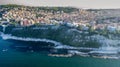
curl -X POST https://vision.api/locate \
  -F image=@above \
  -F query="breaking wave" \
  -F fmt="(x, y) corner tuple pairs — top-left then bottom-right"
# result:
(1, 33), (120, 59)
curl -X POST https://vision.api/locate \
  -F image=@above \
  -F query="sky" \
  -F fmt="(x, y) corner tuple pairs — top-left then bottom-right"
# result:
(0, 0), (120, 9)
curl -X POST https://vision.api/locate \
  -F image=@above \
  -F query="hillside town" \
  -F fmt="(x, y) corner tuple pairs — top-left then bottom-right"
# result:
(1, 5), (120, 60)
(0, 5), (120, 33)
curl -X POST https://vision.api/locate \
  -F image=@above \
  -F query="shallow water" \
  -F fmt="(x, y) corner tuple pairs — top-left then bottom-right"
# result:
(0, 37), (120, 67)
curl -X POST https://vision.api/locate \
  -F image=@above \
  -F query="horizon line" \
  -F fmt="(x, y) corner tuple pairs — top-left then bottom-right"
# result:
(1, 4), (120, 9)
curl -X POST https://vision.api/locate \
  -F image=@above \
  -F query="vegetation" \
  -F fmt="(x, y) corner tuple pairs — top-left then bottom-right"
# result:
(4, 25), (100, 48)
(0, 25), (3, 32)
(4, 25), (15, 34)
(1, 4), (25, 8)
(1, 4), (79, 13)
(37, 7), (79, 13)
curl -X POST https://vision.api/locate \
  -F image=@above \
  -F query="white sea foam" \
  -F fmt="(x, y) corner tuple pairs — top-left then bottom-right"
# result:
(89, 50), (118, 54)
(68, 50), (89, 57)
(89, 35), (120, 56)
(90, 35), (120, 47)
(0, 33), (62, 46)
(1, 33), (120, 59)
(0, 33), (97, 50)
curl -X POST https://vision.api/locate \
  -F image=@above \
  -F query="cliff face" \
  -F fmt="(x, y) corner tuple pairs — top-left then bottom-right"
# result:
(3, 24), (120, 49)
(0, 26), (3, 32)
(4, 25), (100, 48)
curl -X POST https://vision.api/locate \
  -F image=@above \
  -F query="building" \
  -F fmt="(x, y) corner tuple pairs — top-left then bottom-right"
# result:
(107, 26), (116, 32)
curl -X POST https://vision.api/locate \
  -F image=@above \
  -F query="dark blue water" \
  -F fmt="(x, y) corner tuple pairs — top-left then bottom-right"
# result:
(0, 37), (120, 67)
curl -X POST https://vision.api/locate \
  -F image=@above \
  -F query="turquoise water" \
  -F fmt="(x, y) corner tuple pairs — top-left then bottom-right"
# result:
(0, 37), (120, 67)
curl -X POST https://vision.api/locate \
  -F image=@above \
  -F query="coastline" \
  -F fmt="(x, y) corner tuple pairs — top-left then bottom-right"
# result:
(0, 33), (97, 50)
(0, 33), (96, 57)
(1, 33), (120, 59)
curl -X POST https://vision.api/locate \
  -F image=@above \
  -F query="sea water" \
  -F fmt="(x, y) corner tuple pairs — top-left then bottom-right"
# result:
(0, 37), (120, 67)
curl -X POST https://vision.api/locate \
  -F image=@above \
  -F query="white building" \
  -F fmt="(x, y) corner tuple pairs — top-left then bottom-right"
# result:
(90, 21), (96, 26)
(0, 18), (2, 21)
(81, 25), (89, 31)
(66, 23), (74, 27)
(107, 26), (116, 32)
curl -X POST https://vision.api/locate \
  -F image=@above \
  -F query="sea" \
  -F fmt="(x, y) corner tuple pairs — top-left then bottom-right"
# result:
(0, 37), (120, 67)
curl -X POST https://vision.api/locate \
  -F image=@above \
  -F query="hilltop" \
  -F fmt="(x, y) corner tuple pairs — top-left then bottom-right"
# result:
(0, 4), (120, 49)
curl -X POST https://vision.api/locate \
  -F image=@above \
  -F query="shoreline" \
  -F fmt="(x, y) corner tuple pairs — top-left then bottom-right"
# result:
(0, 33), (97, 50)
(1, 33), (120, 59)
